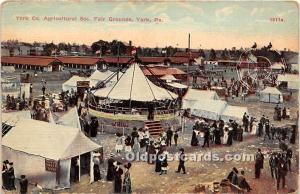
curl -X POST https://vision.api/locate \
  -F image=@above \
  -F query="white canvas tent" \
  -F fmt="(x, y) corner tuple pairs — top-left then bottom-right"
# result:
(167, 82), (188, 89)
(62, 75), (87, 92)
(182, 89), (219, 107)
(259, 87), (283, 103)
(220, 105), (249, 123)
(160, 74), (178, 83)
(183, 99), (227, 120)
(56, 107), (81, 130)
(88, 70), (121, 87)
(277, 74), (299, 90)
(270, 62), (284, 71)
(2, 119), (101, 189)
(93, 63), (177, 101)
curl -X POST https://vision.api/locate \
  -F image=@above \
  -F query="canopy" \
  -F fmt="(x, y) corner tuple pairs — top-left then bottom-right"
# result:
(183, 99), (227, 120)
(56, 107), (81, 130)
(220, 105), (249, 123)
(62, 75), (86, 92)
(167, 82), (188, 89)
(277, 74), (299, 90)
(2, 119), (100, 160)
(259, 87), (283, 103)
(89, 70), (114, 81)
(160, 74), (178, 82)
(93, 63), (177, 101)
(183, 88), (219, 102)
(271, 62), (284, 70)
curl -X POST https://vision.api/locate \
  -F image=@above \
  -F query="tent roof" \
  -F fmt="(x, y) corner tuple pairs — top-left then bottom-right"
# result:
(184, 99), (227, 120)
(63, 75), (86, 87)
(221, 105), (248, 122)
(56, 107), (81, 130)
(277, 74), (299, 82)
(260, 87), (282, 95)
(93, 63), (177, 101)
(188, 99), (227, 113)
(2, 111), (31, 126)
(167, 82), (188, 89)
(2, 119), (100, 160)
(89, 70), (114, 81)
(271, 62), (284, 70)
(183, 88), (219, 101)
(160, 74), (178, 81)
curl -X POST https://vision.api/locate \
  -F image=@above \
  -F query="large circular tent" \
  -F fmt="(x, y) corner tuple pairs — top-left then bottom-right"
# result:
(89, 63), (178, 117)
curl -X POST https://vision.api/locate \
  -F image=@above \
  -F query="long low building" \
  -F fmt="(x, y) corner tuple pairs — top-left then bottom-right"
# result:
(1, 55), (194, 72)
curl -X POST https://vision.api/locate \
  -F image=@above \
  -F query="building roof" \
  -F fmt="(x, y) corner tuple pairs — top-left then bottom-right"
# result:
(139, 57), (166, 63)
(169, 57), (192, 64)
(2, 119), (101, 160)
(142, 66), (186, 76)
(1, 56), (60, 67)
(93, 63), (177, 101)
(173, 51), (202, 58)
(100, 56), (133, 64)
(57, 56), (99, 65)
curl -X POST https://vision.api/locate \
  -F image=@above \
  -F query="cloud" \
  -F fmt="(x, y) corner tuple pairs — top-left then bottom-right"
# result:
(177, 2), (204, 15)
(250, 8), (265, 16)
(144, 3), (168, 14)
(215, 6), (238, 18)
(111, 2), (138, 14)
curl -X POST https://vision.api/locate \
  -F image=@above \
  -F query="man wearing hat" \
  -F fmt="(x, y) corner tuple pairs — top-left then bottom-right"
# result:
(7, 162), (16, 190)
(176, 148), (186, 174)
(2, 160), (9, 190)
(106, 153), (116, 181)
(19, 175), (28, 194)
(113, 161), (123, 193)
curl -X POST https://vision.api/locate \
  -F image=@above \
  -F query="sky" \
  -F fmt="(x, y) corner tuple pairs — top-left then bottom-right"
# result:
(1, 1), (299, 51)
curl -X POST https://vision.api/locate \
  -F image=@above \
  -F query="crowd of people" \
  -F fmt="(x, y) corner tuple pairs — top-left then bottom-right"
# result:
(190, 118), (246, 148)
(5, 94), (28, 111)
(106, 155), (132, 194)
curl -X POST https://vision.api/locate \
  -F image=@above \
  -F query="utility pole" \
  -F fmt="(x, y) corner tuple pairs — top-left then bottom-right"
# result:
(117, 42), (120, 81)
(187, 33), (191, 86)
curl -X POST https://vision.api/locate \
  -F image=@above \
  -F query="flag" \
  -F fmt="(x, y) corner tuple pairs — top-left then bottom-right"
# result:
(51, 49), (57, 55)
(162, 49), (167, 54)
(95, 50), (101, 54)
(131, 48), (136, 55)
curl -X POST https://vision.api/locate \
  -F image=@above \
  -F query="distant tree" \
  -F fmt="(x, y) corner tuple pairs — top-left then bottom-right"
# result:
(43, 43), (57, 56)
(209, 49), (216, 60)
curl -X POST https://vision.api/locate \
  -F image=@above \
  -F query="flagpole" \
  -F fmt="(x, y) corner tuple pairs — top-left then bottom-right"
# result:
(117, 42), (120, 81)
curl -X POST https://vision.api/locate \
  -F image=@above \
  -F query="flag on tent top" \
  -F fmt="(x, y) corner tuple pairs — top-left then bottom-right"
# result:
(131, 48), (137, 55)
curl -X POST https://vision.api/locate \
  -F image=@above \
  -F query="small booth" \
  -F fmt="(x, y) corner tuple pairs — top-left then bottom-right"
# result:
(2, 119), (102, 190)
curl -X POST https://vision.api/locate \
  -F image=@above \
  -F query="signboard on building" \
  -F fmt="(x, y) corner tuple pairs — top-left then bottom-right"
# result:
(45, 159), (57, 172)
(77, 81), (90, 88)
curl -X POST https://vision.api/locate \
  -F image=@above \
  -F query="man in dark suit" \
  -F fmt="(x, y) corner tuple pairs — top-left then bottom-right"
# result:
(7, 162), (16, 190)
(254, 149), (264, 178)
(166, 127), (173, 146)
(277, 154), (288, 190)
(176, 148), (186, 174)
(19, 175), (28, 194)
(202, 126), (210, 148)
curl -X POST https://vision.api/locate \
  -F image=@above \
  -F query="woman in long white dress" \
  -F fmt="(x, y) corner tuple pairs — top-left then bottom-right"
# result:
(223, 127), (229, 145)
(251, 121), (258, 135)
(115, 135), (124, 154)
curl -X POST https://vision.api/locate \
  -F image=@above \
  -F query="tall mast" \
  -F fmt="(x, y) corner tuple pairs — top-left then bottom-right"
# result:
(187, 33), (191, 86)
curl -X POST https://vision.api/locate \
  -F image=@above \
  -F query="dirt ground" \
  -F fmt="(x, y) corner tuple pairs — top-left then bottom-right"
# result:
(2, 71), (299, 194)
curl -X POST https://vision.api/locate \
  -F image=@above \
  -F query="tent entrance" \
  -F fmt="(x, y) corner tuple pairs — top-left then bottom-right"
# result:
(70, 156), (80, 184)
(80, 152), (91, 176)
